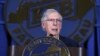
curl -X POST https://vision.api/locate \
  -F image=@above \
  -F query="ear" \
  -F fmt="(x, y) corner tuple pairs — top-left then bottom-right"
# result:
(41, 22), (45, 31)
(59, 22), (62, 30)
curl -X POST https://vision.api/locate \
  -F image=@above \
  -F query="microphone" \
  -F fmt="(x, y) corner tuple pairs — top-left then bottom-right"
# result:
(49, 34), (54, 37)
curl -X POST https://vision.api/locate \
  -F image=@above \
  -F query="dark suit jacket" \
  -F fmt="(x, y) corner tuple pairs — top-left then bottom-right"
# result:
(59, 35), (79, 47)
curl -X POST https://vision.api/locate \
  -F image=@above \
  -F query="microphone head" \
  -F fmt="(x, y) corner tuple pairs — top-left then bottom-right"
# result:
(49, 34), (53, 37)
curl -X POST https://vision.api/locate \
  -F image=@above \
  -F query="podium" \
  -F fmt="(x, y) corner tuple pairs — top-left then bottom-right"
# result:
(8, 45), (86, 56)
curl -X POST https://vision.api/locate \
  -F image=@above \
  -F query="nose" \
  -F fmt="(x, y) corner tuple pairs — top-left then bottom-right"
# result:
(53, 20), (57, 26)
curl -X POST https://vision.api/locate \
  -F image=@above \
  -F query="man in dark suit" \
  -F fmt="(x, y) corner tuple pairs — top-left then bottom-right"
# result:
(41, 9), (78, 47)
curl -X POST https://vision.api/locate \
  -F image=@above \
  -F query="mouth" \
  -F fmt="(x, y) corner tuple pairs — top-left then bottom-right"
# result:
(52, 28), (58, 32)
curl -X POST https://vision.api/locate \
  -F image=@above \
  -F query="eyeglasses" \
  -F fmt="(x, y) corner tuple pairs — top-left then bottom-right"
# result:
(45, 19), (62, 22)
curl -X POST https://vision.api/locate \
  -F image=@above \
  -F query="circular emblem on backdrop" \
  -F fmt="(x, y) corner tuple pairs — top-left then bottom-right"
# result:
(22, 37), (70, 56)
(5, 0), (94, 47)
(5, 0), (95, 56)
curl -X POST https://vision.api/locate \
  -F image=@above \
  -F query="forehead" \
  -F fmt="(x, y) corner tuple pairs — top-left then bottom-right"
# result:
(47, 12), (61, 19)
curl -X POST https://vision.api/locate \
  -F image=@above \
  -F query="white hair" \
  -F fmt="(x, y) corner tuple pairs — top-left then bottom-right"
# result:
(41, 9), (62, 22)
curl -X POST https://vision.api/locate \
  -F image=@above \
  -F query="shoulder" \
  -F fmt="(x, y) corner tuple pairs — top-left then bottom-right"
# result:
(59, 35), (79, 47)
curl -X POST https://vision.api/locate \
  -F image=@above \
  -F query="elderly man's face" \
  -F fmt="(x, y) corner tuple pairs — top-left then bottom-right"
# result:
(42, 12), (62, 36)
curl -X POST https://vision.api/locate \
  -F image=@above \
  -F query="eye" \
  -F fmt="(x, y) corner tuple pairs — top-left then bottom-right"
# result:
(46, 19), (54, 21)
(57, 19), (62, 22)
(49, 19), (54, 21)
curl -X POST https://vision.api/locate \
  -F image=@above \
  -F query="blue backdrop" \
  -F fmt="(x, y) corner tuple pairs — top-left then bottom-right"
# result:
(0, 0), (100, 56)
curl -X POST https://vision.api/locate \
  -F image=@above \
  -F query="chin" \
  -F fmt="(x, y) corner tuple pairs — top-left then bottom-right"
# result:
(51, 33), (58, 36)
